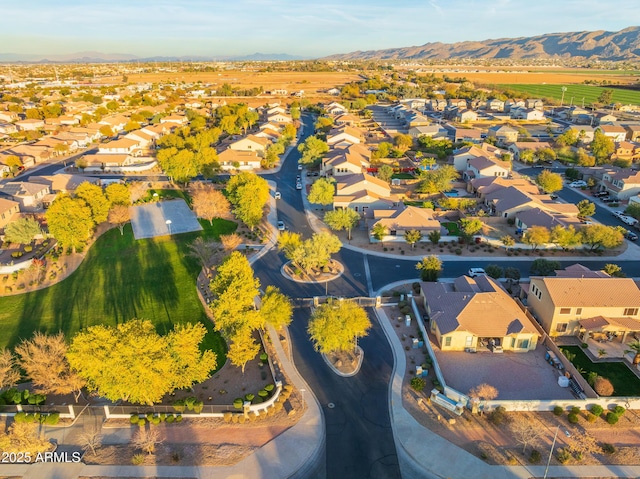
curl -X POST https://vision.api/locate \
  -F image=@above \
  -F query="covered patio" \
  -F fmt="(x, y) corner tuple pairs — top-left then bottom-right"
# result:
(578, 316), (640, 361)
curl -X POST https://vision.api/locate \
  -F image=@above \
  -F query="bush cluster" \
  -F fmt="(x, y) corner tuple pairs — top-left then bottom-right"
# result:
(130, 413), (180, 426)
(14, 411), (59, 425)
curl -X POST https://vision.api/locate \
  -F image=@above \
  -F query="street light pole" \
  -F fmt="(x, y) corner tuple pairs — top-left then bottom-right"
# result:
(543, 426), (560, 479)
(166, 219), (172, 236)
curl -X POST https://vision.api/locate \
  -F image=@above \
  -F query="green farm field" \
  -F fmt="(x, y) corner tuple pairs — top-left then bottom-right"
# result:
(498, 84), (640, 106)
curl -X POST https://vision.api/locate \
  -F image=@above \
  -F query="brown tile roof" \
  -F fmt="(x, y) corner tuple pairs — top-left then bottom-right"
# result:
(0, 197), (19, 213)
(534, 277), (640, 307)
(554, 264), (610, 278)
(423, 276), (538, 337)
(372, 206), (439, 231)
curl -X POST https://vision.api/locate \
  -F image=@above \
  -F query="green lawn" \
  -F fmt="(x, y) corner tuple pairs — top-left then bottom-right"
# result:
(498, 84), (640, 106)
(562, 346), (640, 397)
(441, 222), (460, 236)
(140, 189), (191, 205)
(391, 173), (415, 180)
(0, 218), (237, 362)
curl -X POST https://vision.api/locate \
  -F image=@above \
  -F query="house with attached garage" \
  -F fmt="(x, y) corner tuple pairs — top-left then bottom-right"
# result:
(596, 125), (627, 142)
(464, 156), (511, 180)
(228, 134), (271, 156)
(456, 109), (478, 123)
(487, 125), (518, 145)
(0, 198), (20, 229)
(485, 99), (505, 111)
(484, 185), (579, 220)
(453, 143), (505, 172)
(326, 125), (363, 147)
(450, 127), (482, 144)
(563, 125), (595, 144)
(624, 124), (640, 142)
(332, 173), (396, 218)
(325, 102), (348, 116)
(527, 264), (640, 341)
(0, 182), (50, 211)
(321, 144), (371, 177)
(267, 112), (292, 124)
(218, 149), (262, 171)
(14, 119), (45, 131)
(98, 138), (142, 156)
(510, 107), (544, 121)
(408, 125), (448, 139)
(369, 205), (440, 242)
(0, 122), (17, 135)
(598, 168), (640, 200)
(423, 275), (539, 352)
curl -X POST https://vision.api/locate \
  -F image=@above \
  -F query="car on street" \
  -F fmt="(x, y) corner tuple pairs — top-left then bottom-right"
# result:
(594, 191), (609, 197)
(277, 221), (285, 231)
(298, 164), (302, 170)
(274, 191), (281, 200)
(296, 183), (302, 190)
(626, 230), (638, 241)
(569, 180), (587, 188)
(620, 215), (638, 226)
(468, 268), (486, 278)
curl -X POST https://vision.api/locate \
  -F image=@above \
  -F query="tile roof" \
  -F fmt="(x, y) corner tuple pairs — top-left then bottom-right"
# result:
(372, 206), (439, 230)
(534, 277), (640, 307)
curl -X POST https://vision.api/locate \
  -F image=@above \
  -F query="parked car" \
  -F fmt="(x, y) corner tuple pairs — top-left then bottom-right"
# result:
(594, 191), (609, 197)
(298, 164), (302, 170)
(626, 230), (638, 241)
(569, 180), (587, 188)
(620, 215), (637, 226)
(277, 221), (285, 231)
(468, 268), (486, 278)
(296, 183), (302, 190)
(274, 191), (281, 200)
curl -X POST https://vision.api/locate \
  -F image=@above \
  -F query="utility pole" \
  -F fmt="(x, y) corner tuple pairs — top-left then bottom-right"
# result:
(543, 426), (560, 479)
(560, 87), (567, 107)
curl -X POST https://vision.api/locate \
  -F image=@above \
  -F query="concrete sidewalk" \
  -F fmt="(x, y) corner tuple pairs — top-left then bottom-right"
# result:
(376, 307), (640, 479)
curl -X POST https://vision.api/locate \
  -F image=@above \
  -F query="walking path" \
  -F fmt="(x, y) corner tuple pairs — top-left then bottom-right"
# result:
(376, 306), (640, 479)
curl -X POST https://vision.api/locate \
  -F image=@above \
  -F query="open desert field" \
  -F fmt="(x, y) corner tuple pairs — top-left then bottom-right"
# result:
(97, 70), (363, 92)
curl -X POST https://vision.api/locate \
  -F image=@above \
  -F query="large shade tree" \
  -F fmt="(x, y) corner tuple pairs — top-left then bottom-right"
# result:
(46, 195), (94, 253)
(307, 299), (371, 354)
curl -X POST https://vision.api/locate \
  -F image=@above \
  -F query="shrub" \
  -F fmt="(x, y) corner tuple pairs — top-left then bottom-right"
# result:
(150, 416), (161, 425)
(455, 248), (462, 255)
(264, 384), (275, 393)
(233, 398), (244, 409)
(581, 342), (588, 348)
(223, 412), (232, 423)
(557, 449), (571, 464)
(613, 405), (625, 416)
(570, 406), (580, 415)
(175, 414), (183, 422)
(172, 399), (186, 413)
(14, 412), (26, 423)
(42, 413), (58, 425)
(166, 415), (175, 423)
(259, 352), (268, 362)
(553, 406), (564, 416)
(586, 413), (597, 423)
(529, 449), (541, 464)
(137, 418), (146, 427)
(410, 376), (426, 392)
(159, 413), (166, 422)
(238, 415), (246, 424)
(132, 453), (145, 465)
(606, 412), (619, 425)
(184, 396), (197, 411)
(245, 393), (255, 402)
(192, 400), (204, 414)
(590, 404), (603, 416)
(11, 252), (23, 258)
(567, 413), (579, 424)
(231, 414), (239, 424)
(24, 246), (32, 252)
(489, 406), (507, 425)
(594, 377), (614, 396)
(146, 413), (154, 421)
(258, 389), (269, 398)
(602, 443), (616, 454)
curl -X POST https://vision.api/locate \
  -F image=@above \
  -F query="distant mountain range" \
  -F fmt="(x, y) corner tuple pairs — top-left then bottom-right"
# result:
(0, 51), (306, 63)
(323, 26), (640, 61)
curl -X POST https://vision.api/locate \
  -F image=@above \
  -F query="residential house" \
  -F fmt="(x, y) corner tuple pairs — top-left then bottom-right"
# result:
(333, 173), (395, 217)
(469, 176), (539, 199)
(218, 149), (262, 171)
(254, 127), (282, 141)
(525, 99), (544, 109)
(160, 114), (188, 126)
(266, 106), (286, 116)
(527, 264), (640, 340)
(97, 138), (142, 156)
(456, 109), (478, 123)
(322, 144), (371, 177)
(423, 275), (539, 352)
(0, 122), (17, 134)
(464, 156), (511, 180)
(370, 205), (440, 242)
(334, 114), (360, 127)
(326, 125), (363, 147)
(404, 112), (431, 128)
(508, 141), (552, 161)
(33, 136), (78, 155)
(1, 144), (50, 166)
(451, 128), (482, 144)
(599, 168), (640, 200)
(487, 125), (518, 145)
(596, 125), (627, 142)
(0, 182), (50, 211)
(425, 99), (447, 111)
(611, 141), (640, 163)
(453, 143), (505, 171)
(511, 108), (544, 121)
(564, 125), (595, 144)
(594, 112), (617, 125)
(98, 115), (128, 132)
(267, 112), (292, 124)
(325, 102), (348, 116)
(80, 154), (138, 172)
(14, 119), (45, 131)
(228, 134), (271, 156)
(624, 124), (640, 142)
(0, 112), (19, 123)
(514, 208), (582, 233)
(0, 198), (20, 229)
(124, 130), (155, 149)
(408, 125), (448, 139)
(447, 99), (467, 109)
(484, 185), (578, 219)
(28, 174), (96, 194)
(504, 99), (526, 112)
(485, 99), (505, 112)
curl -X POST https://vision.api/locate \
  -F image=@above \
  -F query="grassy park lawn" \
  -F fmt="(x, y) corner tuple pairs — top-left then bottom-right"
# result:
(0, 218), (237, 360)
(562, 346), (640, 397)
(498, 83), (640, 106)
(140, 188), (191, 204)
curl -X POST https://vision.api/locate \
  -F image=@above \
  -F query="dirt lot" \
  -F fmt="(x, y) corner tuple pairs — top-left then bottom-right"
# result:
(383, 302), (640, 467)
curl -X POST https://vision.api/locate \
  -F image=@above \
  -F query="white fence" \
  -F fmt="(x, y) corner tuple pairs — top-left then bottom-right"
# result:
(484, 396), (640, 412)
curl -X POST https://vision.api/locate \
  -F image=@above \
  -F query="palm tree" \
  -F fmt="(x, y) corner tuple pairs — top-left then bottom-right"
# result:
(597, 348), (607, 359)
(624, 340), (640, 366)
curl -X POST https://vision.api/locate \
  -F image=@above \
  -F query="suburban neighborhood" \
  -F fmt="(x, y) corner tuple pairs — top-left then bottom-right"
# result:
(2, 5), (640, 479)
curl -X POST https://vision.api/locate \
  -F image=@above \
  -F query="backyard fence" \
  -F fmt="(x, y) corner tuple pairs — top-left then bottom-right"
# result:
(0, 404), (80, 419)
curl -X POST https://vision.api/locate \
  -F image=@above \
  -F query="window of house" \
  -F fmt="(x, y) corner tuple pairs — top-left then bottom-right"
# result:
(390, 230), (397, 236)
(576, 308), (582, 316)
(444, 336), (452, 347)
(624, 308), (639, 316)
(559, 308), (571, 314)
(556, 323), (568, 333)
(517, 338), (530, 349)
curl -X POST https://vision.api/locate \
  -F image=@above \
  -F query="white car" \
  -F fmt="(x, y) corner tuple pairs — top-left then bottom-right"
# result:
(569, 181), (587, 188)
(274, 191), (281, 200)
(296, 183), (302, 190)
(468, 268), (486, 278)
(277, 221), (285, 231)
(298, 164), (303, 170)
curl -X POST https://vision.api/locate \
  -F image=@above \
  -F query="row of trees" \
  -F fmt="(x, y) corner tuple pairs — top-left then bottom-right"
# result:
(517, 224), (624, 252)
(209, 252), (292, 373)
(277, 231), (342, 274)
(46, 182), (131, 252)
(156, 126), (220, 184)
(0, 321), (216, 406)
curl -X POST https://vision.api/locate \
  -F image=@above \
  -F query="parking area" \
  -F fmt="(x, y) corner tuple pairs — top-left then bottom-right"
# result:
(129, 199), (202, 240)
(433, 343), (575, 400)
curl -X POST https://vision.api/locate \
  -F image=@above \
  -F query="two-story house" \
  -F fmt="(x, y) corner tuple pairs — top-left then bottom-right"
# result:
(487, 125), (519, 145)
(464, 156), (511, 180)
(228, 134), (271, 157)
(596, 125), (627, 142)
(0, 182), (50, 211)
(600, 168), (640, 200)
(0, 197), (20, 229)
(527, 264), (640, 342)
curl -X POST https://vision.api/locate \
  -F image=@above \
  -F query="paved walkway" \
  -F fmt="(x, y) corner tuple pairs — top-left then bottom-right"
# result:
(376, 307), (640, 479)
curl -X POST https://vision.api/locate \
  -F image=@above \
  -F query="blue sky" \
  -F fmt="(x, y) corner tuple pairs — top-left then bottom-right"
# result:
(2, 0), (639, 58)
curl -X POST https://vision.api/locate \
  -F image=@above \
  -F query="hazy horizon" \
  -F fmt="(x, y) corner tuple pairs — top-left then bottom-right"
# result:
(2, 0), (640, 58)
